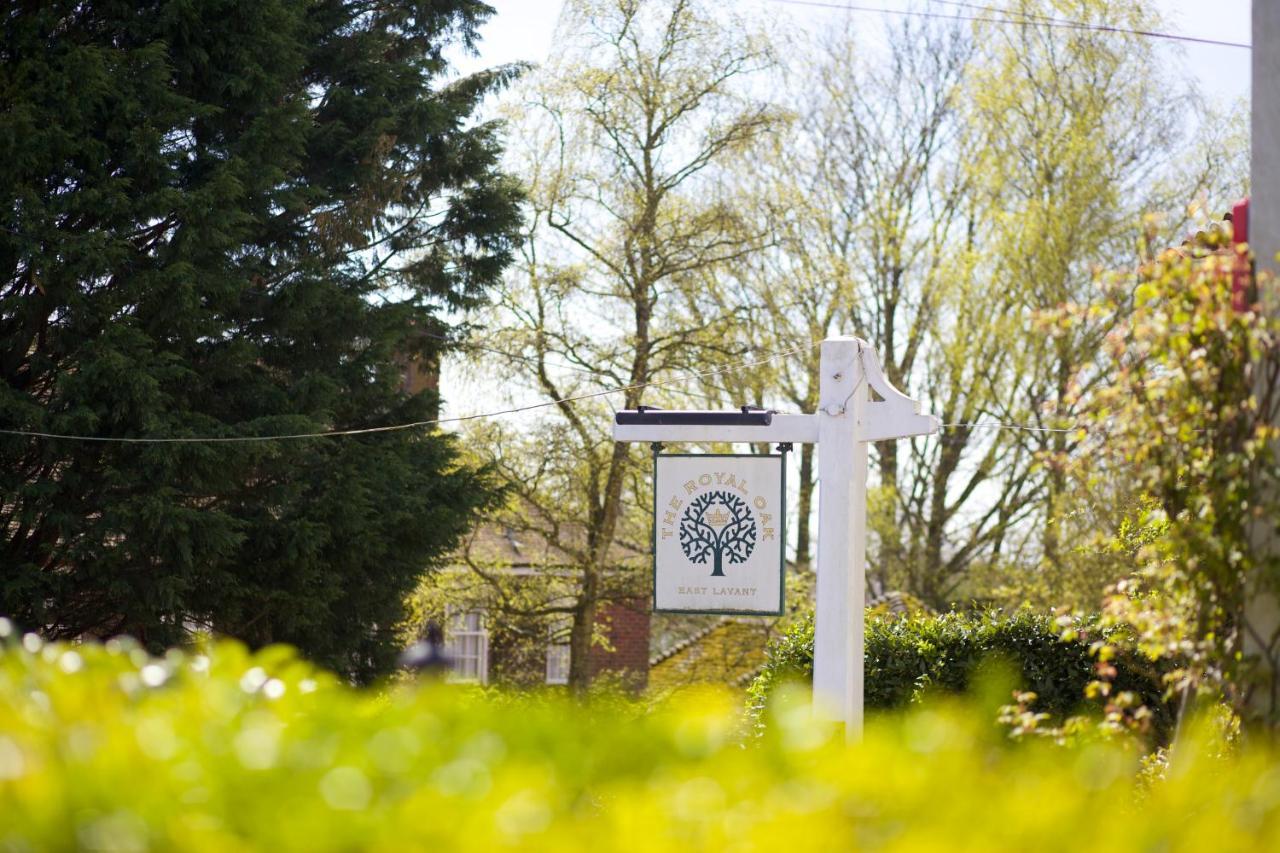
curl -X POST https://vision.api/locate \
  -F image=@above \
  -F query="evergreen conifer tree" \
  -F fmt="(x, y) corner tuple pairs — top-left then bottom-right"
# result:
(0, 0), (521, 680)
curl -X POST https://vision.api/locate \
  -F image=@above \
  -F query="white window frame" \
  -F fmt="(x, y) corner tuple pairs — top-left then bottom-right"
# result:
(545, 617), (571, 685)
(445, 608), (489, 685)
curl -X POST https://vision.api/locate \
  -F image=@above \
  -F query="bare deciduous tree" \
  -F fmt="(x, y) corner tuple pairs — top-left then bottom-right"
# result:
(467, 0), (781, 689)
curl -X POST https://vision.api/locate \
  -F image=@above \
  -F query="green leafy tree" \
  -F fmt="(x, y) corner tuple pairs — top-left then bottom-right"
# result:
(0, 0), (522, 680)
(1060, 236), (1280, 722)
(703, 18), (975, 582)
(959, 0), (1242, 594)
(716, 1), (1230, 608)
(467, 0), (780, 689)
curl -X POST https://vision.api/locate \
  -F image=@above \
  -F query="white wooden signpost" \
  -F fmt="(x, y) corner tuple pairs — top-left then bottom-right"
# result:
(613, 336), (938, 740)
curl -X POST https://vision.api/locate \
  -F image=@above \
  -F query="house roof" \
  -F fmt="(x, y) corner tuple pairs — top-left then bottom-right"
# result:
(453, 519), (648, 571)
(647, 591), (932, 695)
(647, 618), (776, 694)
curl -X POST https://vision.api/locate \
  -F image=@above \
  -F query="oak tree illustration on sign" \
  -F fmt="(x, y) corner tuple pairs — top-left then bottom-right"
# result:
(679, 491), (757, 577)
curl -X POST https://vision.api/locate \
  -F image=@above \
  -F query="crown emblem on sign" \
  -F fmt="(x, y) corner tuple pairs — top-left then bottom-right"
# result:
(704, 504), (730, 526)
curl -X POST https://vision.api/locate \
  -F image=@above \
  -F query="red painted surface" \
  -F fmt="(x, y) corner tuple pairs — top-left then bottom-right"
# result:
(587, 598), (651, 690)
(1233, 197), (1252, 312)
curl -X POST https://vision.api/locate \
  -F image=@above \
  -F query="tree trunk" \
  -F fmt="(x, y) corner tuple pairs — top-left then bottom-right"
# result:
(1042, 347), (1071, 569)
(1042, 466), (1064, 569)
(794, 442), (815, 569)
(874, 439), (902, 593)
(920, 431), (964, 608)
(567, 569), (598, 693)
(569, 452), (632, 693)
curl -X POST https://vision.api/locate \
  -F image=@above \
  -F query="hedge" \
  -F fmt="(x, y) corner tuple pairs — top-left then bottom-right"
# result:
(2, 626), (1278, 850)
(746, 610), (1175, 740)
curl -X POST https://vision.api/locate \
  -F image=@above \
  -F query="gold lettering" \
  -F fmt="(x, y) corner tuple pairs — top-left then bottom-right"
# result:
(661, 529), (673, 539)
(761, 513), (773, 526)
(668, 496), (683, 511)
(699, 473), (712, 486)
(737, 480), (748, 495)
(725, 473), (738, 489)
(684, 480), (698, 495)
(714, 472), (726, 485)
(764, 527), (775, 540)
(754, 496), (766, 509)
(663, 511), (676, 526)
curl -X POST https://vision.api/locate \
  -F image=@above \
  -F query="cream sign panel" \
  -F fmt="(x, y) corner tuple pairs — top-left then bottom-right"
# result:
(653, 454), (785, 614)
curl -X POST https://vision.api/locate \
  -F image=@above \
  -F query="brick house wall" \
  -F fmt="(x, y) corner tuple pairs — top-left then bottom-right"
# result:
(442, 585), (652, 691)
(587, 597), (650, 691)
(439, 525), (652, 690)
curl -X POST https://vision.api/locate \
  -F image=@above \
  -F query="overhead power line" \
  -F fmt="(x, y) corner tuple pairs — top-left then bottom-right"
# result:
(930, 0), (1060, 25)
(765, 0), (1251, 50)
(0, 346), (815, 445)
(943, 422), (1083, 433)
(0, 332), (1183, 446)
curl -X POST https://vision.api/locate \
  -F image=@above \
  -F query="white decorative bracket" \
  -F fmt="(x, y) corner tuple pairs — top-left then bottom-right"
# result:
(859, 346), (941, 442)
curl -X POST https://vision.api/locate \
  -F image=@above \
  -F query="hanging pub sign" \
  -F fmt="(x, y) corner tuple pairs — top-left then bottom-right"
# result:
(652, 452), (786, 615)
(617, 342), (940, 739)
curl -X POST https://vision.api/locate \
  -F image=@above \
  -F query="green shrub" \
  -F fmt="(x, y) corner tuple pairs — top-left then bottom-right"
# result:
(747, 611), (1174, 740)
(5, 625), (1275, 850)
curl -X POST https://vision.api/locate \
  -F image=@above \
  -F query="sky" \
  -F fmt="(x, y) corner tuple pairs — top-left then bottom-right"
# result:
(439, 1), (1252, 422)
(455, 1), (1250, 105)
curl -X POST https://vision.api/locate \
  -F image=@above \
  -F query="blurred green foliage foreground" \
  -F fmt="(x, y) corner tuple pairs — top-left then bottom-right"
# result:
(3, 628), (1279, 851)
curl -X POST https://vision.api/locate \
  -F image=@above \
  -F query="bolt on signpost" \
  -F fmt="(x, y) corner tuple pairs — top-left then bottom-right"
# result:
(613, 336), (937, 740)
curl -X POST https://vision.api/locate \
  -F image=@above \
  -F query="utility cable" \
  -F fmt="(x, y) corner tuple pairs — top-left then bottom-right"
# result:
(0, 347), (812, 444)
(941, 422), (1083, 432)
(765, 0), (1251, 50)
(0, 334), (1184, 444)
(930, 0), (1062, 25)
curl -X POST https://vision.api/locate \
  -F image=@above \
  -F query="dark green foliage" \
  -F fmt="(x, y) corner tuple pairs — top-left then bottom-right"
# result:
(748, 611), (1175, 740)
(0, 1), (522, 680)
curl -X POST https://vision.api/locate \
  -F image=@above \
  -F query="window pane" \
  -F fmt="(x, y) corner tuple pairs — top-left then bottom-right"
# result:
(545, 643), (570, 684)
(545, 617), (571, 685)
(445, 610), (488, 684)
